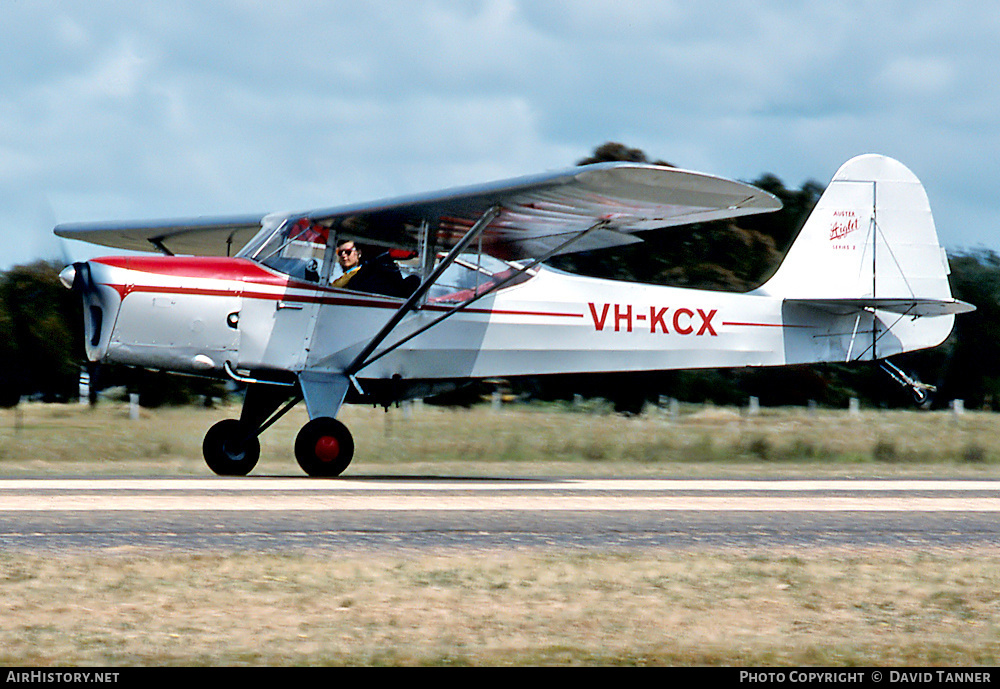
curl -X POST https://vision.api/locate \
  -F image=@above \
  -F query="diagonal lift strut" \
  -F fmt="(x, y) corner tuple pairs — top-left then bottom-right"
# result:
(344, 205), (501, 376)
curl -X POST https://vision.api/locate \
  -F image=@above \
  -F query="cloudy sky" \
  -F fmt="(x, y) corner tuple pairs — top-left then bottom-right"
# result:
(3, 1), (998, 268)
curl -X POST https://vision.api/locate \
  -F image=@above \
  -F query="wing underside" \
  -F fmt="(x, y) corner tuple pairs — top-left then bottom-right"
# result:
(54, 214), (269, 257)
(54, 162), (781, 259)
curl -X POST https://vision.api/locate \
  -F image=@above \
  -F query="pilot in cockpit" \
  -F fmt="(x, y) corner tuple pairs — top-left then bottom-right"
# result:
(330, 237), (419, 298)
(331, 239), (362, 288)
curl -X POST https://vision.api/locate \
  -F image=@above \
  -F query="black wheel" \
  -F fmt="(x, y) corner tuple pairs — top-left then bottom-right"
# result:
(295, 417), (354, 477)
(203, 419), (260, 476)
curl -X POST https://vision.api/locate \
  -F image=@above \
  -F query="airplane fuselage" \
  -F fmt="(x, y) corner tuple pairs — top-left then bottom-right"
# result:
(80, 255), (954, 396)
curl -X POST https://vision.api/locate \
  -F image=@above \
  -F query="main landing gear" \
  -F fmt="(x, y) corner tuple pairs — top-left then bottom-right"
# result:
(203, 419), (261, 476)
(201, 383), (355, 477)
(294, 417), (354, 477)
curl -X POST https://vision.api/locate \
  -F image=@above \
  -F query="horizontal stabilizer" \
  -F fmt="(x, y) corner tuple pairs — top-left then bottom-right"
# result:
(786, 297), (975, 317)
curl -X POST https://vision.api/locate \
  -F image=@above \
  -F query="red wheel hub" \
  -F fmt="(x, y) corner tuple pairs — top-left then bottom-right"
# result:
(315, 436), (340, 463)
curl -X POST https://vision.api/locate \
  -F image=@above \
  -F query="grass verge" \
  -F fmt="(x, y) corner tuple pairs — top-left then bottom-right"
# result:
(0, 400), (998, 477)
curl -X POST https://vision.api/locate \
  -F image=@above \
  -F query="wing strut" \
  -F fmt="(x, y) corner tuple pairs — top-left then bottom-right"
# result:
(149, 238), (175, 256)
(344, 205), (501, 376)
(350, 219), (612, 373)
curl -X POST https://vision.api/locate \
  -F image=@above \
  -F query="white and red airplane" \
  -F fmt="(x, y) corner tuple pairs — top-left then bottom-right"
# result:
(55, 154), (972, 476)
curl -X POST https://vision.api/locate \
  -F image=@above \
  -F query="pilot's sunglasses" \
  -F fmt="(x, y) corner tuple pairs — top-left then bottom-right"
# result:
(337, 248), (356, 256)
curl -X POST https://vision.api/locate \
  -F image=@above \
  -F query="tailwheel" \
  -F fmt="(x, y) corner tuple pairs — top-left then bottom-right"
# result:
(203, 419), (261, 476)
(295, 417), (354, 477)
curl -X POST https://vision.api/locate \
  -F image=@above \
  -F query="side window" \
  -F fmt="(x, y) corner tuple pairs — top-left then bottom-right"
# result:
(426, 254), (532, 303)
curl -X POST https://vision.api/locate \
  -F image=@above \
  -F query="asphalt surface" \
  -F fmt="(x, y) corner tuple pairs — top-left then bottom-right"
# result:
(1, 477), (998, 553)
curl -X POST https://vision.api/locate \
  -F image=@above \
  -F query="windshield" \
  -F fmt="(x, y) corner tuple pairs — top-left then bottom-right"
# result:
(238, 216), (331, 283)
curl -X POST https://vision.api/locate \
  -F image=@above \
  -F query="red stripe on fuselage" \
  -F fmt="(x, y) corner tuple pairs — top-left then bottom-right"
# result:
(93, 255), (294, 286)
(90, 255), (583, 319)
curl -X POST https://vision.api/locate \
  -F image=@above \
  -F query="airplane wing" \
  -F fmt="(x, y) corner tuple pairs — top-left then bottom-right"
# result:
(53, 213), (269, 257)
(54, 162), (781, 260)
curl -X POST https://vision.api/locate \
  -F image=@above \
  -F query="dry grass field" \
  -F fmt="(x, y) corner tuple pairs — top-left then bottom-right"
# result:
(1, 400), (999, 665)
(2, 549), (999, 666)
(0, 397), (998, 477)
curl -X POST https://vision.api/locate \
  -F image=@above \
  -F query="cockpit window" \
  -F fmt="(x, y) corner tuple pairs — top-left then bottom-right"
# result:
(239, 216), (330, 282)
(238, 219), (536, 299)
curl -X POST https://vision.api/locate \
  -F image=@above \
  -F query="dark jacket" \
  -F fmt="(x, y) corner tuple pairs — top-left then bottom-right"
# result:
(348, 252), (419, 298)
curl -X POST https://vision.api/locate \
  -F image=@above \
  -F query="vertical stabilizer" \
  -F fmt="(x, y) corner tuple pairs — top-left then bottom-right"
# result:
(760, 154), (953, 303)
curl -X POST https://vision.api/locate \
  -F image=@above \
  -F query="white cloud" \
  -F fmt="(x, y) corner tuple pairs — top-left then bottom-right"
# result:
(76, 40), (151, 100)
(0, 0), (997, 267)
(877, 57), (956, 99)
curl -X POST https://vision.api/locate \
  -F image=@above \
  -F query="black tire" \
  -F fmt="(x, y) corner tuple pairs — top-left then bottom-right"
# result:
(203, 419), (260, 476)
(295, 417), (354, 477)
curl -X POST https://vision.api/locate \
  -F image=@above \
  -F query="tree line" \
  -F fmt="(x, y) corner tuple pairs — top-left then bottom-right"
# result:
(3, 143), (997, 412)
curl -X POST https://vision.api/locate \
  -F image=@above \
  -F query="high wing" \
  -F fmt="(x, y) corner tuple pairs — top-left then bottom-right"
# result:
(54, 162), (781, 260)
(54, 213), (269, 258)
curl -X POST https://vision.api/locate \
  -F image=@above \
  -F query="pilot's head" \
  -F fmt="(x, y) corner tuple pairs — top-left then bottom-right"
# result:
(336, 239), (361, 270)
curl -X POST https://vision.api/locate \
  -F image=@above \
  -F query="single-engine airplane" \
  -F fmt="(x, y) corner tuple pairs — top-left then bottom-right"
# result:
(55, 154), (973, 477)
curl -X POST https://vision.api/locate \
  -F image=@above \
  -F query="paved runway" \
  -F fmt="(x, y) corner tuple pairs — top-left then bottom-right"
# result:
(1, 477), (998, 552)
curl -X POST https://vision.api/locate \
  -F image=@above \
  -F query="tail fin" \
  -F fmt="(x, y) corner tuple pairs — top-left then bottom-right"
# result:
(761, 154), (972, 316)
(758, 155), (972, 361)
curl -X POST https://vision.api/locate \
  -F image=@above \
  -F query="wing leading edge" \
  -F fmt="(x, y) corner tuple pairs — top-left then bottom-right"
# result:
(54, 213), (269, 258)
(54, 162), (781, 259)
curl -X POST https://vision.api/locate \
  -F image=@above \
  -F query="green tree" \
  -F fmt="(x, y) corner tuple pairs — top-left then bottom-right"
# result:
(553, 142), (819, 292)
(577, 141), (673, 167)
(0, 261), (82, 404)
(915, 250), (1000, 408)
